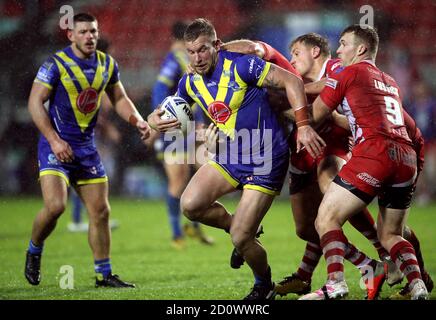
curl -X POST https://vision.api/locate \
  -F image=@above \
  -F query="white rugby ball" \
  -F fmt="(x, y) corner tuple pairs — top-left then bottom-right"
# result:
(160, 95), (194, 134)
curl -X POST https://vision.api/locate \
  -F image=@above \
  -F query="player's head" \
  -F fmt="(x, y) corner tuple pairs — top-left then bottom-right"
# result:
(172, 21), (189, 41)
(184, 18), (221, 75)
(67, 13), (99, 58)
(289, 33), (330, 77)
(337, 25), (379, 66)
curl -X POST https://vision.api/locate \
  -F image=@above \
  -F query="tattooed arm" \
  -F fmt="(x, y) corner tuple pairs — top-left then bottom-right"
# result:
(221, 39), (265, 58)
(262, 64), (307, 116)
(262, 63), (326, 157)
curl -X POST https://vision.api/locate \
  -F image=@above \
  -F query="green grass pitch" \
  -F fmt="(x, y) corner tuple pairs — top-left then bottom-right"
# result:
(0, 196), (434, 300)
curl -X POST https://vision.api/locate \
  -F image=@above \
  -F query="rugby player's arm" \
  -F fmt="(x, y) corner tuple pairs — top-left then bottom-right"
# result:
(28, 82), (74, 162)
(305, 78), (326, 95)
(262, 64), (326, 157)
(311, 95), (334, 126)
(221, 40), (265, 58)
(106, 82), (151, 140)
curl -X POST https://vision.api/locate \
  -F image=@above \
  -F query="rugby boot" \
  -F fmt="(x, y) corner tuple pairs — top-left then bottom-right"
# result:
(299, 280), (349, 300)
(25, 251), (41, 285)
(243, 282), (276, 300)
(275, 273), (311, 296)
(410, 279), (429, 300)
(95, 274), (136, 288)
(390, 271), (433, 300)
(384, 256), (404, 286)
(364, 260), (387, 300)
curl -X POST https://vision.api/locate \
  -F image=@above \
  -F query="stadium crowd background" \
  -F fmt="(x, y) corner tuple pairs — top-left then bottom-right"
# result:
(0, 0), (435, 203)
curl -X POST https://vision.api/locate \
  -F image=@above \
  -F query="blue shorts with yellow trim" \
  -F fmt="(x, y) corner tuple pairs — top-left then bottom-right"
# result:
(208, 152), (289, 196)
(38, 139), (107, 186)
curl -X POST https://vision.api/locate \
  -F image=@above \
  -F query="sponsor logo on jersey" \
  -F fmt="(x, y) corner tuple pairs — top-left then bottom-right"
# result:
(330, 62), (341, 72)
(326, 78), (338, 89)
(37, 69), (51, 83)
(48, 153), (59, 165)
(357, 172), (381, 187)
(223, 70), (231, 77)
(192, 74), (202, 82)
(65, 61), (77, 67)
(89, 166), (97, 175)
(208, 101), (232, 124)
(340, 177), (351, 185)
(76, 88), (98, 114)
(255, 65), (263, 79)
(248, 58), (255, 74)
(334, 66), (345, 74)
(228, 81), (242, 92)
(83, 69), (95, 74)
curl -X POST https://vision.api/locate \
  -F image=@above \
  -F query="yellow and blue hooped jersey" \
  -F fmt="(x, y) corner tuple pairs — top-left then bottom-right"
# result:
(177, 50), (289, 165)
(34, 46), (120, 146)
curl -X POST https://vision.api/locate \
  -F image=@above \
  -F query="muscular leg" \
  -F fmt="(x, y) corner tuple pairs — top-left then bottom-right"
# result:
(181, 163), (235, 231)
(31, 175), (68, 245)
(315, 182), (368, 282)
(290, 182), (323, 281)
(25, 175), (68, 285)
(230, 189), (275, 280)
(75, 181), (134, 287)
(75, 182), (110, 261)
(291, 182), (323, 243)
(317, 155), (345, 194)
(319, 155), (389, 259)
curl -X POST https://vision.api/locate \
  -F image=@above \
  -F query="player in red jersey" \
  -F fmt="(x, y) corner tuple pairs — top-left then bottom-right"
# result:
(299, 25), (428, 300)
(276, 33), (394, 297)
(223, 36), (388, 300)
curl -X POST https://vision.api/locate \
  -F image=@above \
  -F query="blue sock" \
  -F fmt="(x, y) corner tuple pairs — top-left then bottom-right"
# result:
(166, 193), (182, 239)
(28, 240), (43, 255)
(254, 266), (272, 287)
(71, 191), (83, 224)
(94, 258), (112, 278)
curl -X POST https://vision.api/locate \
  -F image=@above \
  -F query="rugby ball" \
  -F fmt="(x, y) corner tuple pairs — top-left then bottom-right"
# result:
(160, 95), (194, 134)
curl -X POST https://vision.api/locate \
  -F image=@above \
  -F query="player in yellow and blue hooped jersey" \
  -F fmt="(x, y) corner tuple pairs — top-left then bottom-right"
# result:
(147, 21), (214, 249)
(25, 13), (150, 288)
(175, 18), (324, 300)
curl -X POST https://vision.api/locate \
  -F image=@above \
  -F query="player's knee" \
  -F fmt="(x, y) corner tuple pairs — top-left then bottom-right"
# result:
(45, 200), (66, 219)
(89, 203), (110, 225)
(230, 230), (251, 253)
(180, 194), (201, 221)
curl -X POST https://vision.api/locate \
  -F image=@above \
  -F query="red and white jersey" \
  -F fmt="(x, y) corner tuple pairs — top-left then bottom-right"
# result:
(320, 60), (411, 145)
(318, 58), (342, 80)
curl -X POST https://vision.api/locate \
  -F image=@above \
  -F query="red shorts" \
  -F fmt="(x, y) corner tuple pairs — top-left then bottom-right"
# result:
(289, 122), (351, 174)
(338, 138), (417, 197)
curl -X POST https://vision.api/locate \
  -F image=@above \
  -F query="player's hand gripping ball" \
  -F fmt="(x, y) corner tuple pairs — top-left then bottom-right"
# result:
(160, 96), (194, 134)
